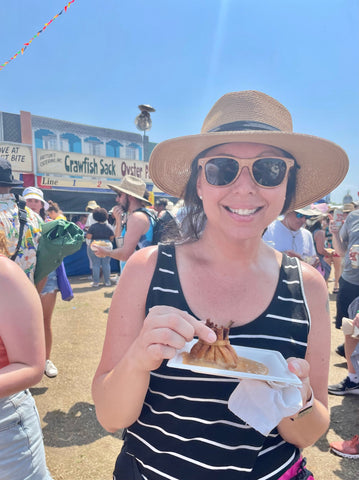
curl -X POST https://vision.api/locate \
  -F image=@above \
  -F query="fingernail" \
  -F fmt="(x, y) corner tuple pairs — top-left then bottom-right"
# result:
(207, 331), (217, 342)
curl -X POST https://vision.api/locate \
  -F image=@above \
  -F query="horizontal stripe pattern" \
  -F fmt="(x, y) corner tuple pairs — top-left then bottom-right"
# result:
(126, 245), (310, 479)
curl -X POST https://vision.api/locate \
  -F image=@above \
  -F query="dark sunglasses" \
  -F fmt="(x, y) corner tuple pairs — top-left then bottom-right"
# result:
(295, 212), (306, 218)
(197, 155), (295, 188)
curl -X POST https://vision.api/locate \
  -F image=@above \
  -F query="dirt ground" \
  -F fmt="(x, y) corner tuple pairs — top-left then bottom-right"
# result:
(31, 274), (359, 480)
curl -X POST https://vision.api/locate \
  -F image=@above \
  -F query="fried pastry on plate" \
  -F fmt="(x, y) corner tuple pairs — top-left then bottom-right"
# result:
(182, 320), (268, 375)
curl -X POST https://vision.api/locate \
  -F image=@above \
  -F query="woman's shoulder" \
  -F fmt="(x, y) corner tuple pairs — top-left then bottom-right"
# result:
(0, 255), (28, 285)
(300, 260), (327, 292)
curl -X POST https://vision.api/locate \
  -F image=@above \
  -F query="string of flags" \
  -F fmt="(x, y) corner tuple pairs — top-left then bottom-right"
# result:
(0, 0), (76, 71)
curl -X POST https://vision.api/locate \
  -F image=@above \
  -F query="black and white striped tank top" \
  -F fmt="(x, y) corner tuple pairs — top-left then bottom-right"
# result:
(124, 244), (310, 480)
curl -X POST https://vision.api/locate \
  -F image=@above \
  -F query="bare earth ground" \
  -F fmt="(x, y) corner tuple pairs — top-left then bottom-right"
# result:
(31, 274), (359, 480)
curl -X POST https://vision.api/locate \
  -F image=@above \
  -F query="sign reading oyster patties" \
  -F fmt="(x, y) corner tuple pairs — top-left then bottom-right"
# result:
(36, 149), (150, 181)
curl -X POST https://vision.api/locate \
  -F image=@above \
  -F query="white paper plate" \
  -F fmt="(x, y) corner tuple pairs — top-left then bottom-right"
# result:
(167, 340), (302, 385)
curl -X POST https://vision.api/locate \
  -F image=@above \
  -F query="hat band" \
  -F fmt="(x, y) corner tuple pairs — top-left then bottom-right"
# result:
(208, 120), (281, 133)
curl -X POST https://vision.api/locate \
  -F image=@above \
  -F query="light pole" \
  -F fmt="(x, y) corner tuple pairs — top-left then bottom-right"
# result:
(135, 104), (156, 162)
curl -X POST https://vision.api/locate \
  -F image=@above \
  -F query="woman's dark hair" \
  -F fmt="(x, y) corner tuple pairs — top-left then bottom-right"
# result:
(180, 144), (299, 241)
(92, 207), (108, 223)
(307, 218), (323, 234)
(39, 206), (46, 220)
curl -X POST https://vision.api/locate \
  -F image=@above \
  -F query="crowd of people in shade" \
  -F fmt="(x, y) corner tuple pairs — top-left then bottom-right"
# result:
(0, 89), (359, 479)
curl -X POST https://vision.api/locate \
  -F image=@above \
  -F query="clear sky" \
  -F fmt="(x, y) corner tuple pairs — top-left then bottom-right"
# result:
(0, 0), (358, 203)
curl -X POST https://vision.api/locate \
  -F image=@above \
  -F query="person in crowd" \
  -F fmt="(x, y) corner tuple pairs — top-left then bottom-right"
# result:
(0, 158), (42, 283)
(84, 200), (101, 280)
(328, 204), (359, 365)
(343, 203), (354, 217)
(306, 216), (332, 283)
(154, 198), (168, 218)
(86, 208), (115, 287)
(46, 200), (66, 221)
(94, 175), (155, 272)
(323, 214), (342, 294)
(0, 231), (53, 479)
(328, 236), (359, 395)
(35, 200), (68, 378)
(23, 186), (49, 221)
(75, 214), (88, 230)
(329, 304), (359, 456)
(262, 207), (319, 265)
(92, 90), (349, 480)
(85, 200), (101, 230)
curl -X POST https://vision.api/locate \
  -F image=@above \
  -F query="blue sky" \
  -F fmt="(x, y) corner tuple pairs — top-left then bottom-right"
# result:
(0, 0), (358, 203)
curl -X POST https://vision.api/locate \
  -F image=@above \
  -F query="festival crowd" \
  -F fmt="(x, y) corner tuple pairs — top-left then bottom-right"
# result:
(0, 90), (358, 480)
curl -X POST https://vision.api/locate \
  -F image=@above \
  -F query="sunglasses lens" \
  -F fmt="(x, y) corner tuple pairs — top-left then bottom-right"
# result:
(252, 158), (288, 187)
(204, 157), (239, 186)
(295, 212), (305, 218)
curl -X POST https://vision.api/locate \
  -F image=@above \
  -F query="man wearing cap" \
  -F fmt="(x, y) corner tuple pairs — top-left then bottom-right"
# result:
(263, 206), (319, 264)
(94, 175), (155, 271)
(0, 158), (42, 283)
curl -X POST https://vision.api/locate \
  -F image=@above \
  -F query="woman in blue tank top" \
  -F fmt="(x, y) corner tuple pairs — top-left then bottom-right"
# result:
(93, 91), (349, 480)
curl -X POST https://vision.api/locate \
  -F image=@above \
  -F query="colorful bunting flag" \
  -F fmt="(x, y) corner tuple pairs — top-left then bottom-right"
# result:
(0, 0), (76, 71)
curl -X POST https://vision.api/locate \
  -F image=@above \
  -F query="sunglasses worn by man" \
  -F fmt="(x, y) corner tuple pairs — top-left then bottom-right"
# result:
(197, 155), (295, 188)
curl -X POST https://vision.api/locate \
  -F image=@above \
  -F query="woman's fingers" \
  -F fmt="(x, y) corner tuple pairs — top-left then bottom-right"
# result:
(287, 357), (312, 403)
(137, 307), (217, 370)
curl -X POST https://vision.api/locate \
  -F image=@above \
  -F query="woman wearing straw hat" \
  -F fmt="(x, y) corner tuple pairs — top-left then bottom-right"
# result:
(93, 91), (349, 480)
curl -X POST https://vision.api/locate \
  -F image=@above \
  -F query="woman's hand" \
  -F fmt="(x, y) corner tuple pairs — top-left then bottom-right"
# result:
(287, 357), (312, 407)
(129, 306), (217, 373)
(93, 245), (108, 258)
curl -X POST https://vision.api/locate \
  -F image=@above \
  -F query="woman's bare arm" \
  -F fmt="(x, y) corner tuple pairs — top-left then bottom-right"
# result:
(277, 262), (330, 448)
(0, 257), (45, 398)
(92, 246), (216, 432)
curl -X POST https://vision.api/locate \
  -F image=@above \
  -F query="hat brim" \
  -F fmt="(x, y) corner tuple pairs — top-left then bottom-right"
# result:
(108, 184), (152, 206)
(0, 179), (23, 187)
(23, 193), (49, 210)
(149, 131), (349, 210)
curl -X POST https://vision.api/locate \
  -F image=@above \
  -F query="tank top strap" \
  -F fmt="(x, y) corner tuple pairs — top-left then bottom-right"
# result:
(145, 243), (189, 313)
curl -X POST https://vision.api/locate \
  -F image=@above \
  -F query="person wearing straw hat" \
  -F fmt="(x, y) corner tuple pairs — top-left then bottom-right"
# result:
(0, 158), (42, 283)
(94, 175), (155, 271)
(93, 91), (349, 480)
(85, 200), (101, 230)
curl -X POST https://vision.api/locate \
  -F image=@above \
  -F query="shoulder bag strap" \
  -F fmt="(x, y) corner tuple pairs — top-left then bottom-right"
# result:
(11, 196), (28, 261)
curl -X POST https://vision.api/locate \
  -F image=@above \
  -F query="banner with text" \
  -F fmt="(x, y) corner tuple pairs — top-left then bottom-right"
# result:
(36, 149), (150, 181)
(0, 143), (33, 172)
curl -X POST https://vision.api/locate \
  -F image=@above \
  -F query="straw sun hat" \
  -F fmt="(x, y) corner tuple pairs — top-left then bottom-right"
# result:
(108, 175), (151, 205)
(86, 200), (101, 211)
(149, 90), (349, 210)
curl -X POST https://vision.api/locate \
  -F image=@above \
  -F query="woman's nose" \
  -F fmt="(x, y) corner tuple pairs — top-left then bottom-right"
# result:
(232, 166), (257, 191)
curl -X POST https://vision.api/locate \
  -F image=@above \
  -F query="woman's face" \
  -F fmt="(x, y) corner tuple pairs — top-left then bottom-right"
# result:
(196, 142), (289, 239)
(47, 210), (58, 220)
(26, 198), (43, 214)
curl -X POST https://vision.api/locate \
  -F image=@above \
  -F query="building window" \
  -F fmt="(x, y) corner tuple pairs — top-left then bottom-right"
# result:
(84, 136), (103, 156)
(43, 135), (57, 150)
(125, 143), (141, 160)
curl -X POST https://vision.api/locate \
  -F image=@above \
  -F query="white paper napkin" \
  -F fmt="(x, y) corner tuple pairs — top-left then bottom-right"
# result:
(228, 378), (303, 436)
